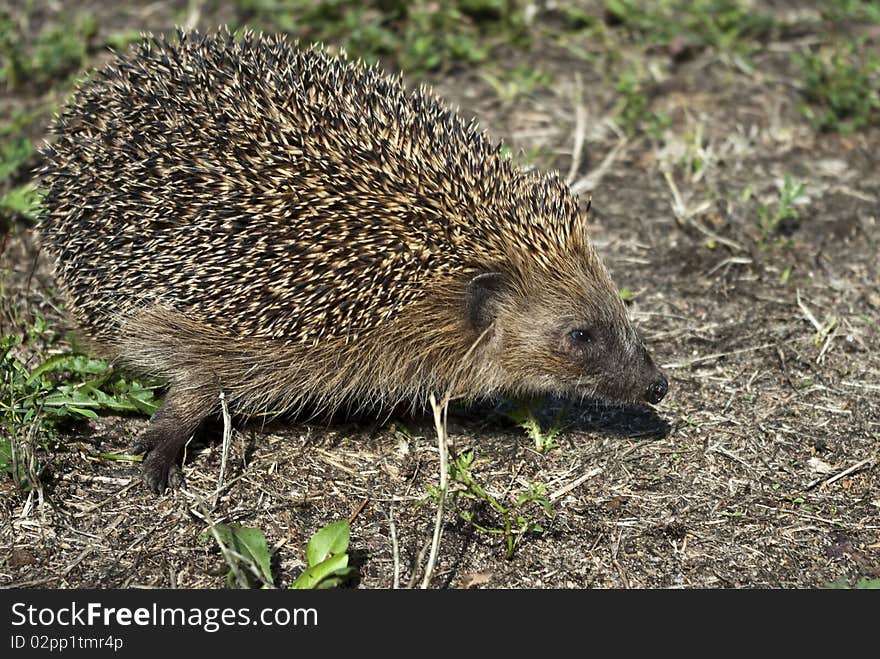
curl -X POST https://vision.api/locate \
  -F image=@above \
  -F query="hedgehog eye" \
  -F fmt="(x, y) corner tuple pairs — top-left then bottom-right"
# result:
(569, 328), (592, 344)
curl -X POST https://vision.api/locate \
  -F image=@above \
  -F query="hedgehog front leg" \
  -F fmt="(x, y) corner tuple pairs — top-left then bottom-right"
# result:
(131, 385), (215, 493)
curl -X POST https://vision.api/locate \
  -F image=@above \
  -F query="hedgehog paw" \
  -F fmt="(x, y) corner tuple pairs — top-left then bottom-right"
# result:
(142, 449), (186, 493)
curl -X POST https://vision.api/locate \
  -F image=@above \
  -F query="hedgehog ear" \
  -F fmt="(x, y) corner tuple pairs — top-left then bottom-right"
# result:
(464, 272), (505, 333)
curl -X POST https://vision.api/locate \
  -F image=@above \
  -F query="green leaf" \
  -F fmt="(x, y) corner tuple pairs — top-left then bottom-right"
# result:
(210, 522), (274, 587)
(289, 520), (355, 589)
(42, 388), (102, 409)
(305, 520), (350, 566)
(125, 387), (161, 415)
(508, 400), (562, 452)
(37, 374), (160, 417)
(0, 183), (42, 222)
(66, 406), (98, 419)
(26, 354), (110, 384)
(232, 526), (274, 585)
(291, 553), (353, 590)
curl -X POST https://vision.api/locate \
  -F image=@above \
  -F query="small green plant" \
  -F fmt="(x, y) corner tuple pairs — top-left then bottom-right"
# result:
(666, 122), (715, 181)
(2, 332), (163, 488)
(1, 15), (77, 228)
(615, 67), (669, 138)
(32, 18), (96, 80)
(290, 520), (356, 589)
(204, 522), (275, 588)
(604, 0), (774, 57)
(0, 130), (42, 226)
(24, 352), (161, 419)
(0, 12), (95, 90)
(797, 42), (880, 133)
(431, 450), (552, 559)
(481, 64), (552, 102)
(820, 0), (880, 25)
(103, 30), (146, 52)
(508, 398), (565, 453)
(0, 182), (42, 225)
(757, 176), (806, 245)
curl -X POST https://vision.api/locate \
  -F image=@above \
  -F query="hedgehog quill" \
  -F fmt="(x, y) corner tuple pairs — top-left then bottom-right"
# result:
(39, 29), (668, 493)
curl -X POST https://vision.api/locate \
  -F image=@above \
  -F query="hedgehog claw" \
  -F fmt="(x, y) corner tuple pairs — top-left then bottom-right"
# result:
(142, 450), (185, 493)
(131, 428), (186, 492)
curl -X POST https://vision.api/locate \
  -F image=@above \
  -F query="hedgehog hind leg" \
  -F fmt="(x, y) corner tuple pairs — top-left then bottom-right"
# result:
(111, 306), (224, 492)
(131, 384), (216, 493)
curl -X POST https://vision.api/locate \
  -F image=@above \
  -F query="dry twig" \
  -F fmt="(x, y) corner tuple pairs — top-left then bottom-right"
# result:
(566, 73), (587, 185)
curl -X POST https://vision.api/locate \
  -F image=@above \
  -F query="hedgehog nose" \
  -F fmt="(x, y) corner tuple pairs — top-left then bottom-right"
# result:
(646, 372), (668, 404)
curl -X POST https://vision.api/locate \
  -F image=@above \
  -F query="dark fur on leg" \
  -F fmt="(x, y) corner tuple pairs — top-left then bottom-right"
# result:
(131, 385), (215, 493)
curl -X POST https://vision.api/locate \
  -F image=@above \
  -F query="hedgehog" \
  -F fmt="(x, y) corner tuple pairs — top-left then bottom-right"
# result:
(39, 29), (668, 493)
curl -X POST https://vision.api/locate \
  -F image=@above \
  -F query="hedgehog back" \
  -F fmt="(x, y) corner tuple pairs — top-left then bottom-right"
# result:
(40, 31), (579, 346)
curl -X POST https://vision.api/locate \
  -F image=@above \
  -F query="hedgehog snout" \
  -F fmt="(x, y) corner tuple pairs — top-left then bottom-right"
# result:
(629, 329), (667, 404)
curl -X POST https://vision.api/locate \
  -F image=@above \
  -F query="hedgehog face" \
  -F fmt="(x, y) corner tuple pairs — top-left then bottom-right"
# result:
(551, 313), (668, 405)
(465, 268), (667, 405)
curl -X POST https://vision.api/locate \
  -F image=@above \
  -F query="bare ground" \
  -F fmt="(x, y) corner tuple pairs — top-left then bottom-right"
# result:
(1, 1), (878, 588)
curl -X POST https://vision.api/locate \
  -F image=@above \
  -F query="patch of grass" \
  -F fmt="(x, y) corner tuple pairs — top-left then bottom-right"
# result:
(25, 352), (161, 419)
(0, 129), (42, 227)
(820, 0), (880, 24)
(779, 266), (792, 285)
(0, 427), (32, 487)
(604, 0), (774, 57)
(796, 41), (880, 133)
(0, 11), (95, 91)
(507, 143), (552, 170)
(615, 66), (669, 138)
(663, 122), (715, 183)
(481, 64), (552, 102)
(1, 13), (79, 228)
(430, 450), (552, 559)
(757, 176), (807, 246)
(1, 327), (162, 489)
(236, 0), (532, 72)
(102, 29), (147, 52)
